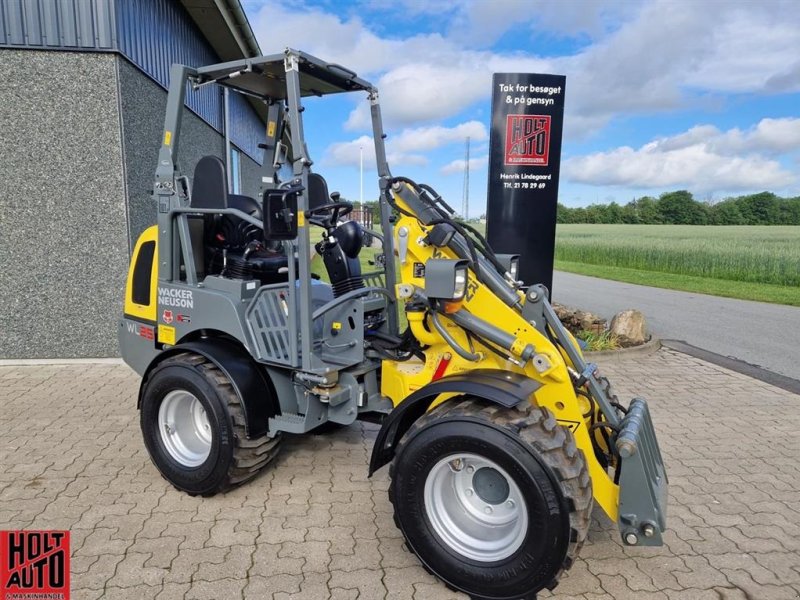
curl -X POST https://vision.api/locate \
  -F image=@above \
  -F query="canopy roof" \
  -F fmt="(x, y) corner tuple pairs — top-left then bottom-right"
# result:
(195, 50), (374, 100)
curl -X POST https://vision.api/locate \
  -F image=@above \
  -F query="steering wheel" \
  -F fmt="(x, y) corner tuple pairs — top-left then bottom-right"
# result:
(306, 201), (353, 230)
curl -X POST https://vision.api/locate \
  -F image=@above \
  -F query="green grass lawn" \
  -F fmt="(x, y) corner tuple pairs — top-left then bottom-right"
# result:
(555, 260), (800, 306)
(554, 224), (800, 306)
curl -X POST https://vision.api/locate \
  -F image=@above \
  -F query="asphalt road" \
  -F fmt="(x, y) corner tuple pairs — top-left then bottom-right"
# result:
(552, 271), (800, 382)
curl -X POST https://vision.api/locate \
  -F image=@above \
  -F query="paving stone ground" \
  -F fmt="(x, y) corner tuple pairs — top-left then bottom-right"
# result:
(1, 348), (799, 599)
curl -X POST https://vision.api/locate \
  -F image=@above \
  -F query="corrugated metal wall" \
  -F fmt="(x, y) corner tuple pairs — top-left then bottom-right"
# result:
(0, 0), (115, 49)
(0, 0), (263, 163)
(116, 0), (223, 132)
(229, 91), (264, 165)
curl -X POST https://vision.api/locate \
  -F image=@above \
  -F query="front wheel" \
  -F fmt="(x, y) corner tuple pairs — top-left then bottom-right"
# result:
(389, 398), (592, 600)
(140, 352), (281, 496)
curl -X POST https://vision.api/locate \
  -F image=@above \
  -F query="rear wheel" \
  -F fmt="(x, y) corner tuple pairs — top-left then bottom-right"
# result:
(389, 398), (592, 600)
(140, 353), (281, 496)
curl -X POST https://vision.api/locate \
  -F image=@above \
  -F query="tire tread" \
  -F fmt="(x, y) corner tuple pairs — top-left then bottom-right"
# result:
(148, 352), (282, 496)
(389, 397), (592, 595)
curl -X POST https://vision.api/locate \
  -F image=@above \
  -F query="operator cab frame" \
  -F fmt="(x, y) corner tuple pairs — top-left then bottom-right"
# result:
(147, 49), (398, 371)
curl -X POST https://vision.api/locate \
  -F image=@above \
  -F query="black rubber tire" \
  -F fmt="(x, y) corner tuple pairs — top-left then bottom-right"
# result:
(389, 398), (592, 600)
(140, 352), (281, 496)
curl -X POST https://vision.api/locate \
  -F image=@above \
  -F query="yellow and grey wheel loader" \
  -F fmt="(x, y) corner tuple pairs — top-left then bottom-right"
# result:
(120, 49), (667, 600)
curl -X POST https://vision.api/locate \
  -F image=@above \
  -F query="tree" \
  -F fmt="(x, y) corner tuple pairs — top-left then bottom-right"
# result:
(636, 196), (661, 224)
(709, 200), (745, 225)
(621, 201), (640, 224)
(584, 204), (606, 223)
(354, 199), (380, 213)
(550, 191), (797, 225)
(657, 191), (707, 224)
(778, 197), (800, 225)
(734, 192), (780, 225)
(556, 203), (572, 223)
(604, 202), (623, 223)
(570, 207), (588, 223)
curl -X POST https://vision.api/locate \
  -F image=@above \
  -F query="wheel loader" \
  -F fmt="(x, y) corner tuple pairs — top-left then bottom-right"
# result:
(119, 48), (668, 599)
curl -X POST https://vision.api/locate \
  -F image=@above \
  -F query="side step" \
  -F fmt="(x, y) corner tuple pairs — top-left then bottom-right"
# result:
(616, 398), (668, 546)
(268, 412), (307, 434)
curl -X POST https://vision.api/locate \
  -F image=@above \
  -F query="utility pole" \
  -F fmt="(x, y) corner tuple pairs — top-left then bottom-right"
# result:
(462, 136), (470, 219)
(359, 145), (364, 205)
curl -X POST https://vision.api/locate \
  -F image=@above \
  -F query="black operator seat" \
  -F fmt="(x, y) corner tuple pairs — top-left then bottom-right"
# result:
(190, 155), (289, 285)
(192, 156), (228, 210)
(306, 172), (331, 211)
(187, 155), (228, 277)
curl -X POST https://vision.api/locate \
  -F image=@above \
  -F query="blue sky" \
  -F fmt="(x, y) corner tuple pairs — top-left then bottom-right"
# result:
(242, 0), (800, 216)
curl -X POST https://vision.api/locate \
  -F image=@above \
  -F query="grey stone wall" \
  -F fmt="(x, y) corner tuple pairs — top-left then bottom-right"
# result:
(0, 49), (129, 358)
(118, 57), (224, 245)
(117, 58), (262, 246)
(0, 50), (264, 359)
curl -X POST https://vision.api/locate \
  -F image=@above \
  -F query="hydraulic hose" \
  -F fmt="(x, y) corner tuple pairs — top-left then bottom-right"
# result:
(390, 176), (509, 277)
(430, 311), (482, 362)
(387, 178), (521, 308)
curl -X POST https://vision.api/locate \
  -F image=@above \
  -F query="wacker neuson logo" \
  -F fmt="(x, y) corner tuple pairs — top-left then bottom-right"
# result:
(158, 287), (194, 309)
(0, 531), (70, 600)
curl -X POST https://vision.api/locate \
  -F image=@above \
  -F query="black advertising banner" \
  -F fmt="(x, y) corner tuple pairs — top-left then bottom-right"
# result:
(485, 73), (566, 295)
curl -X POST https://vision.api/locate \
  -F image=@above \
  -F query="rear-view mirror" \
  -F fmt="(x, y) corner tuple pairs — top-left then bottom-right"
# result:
(264, 185), (302, 241)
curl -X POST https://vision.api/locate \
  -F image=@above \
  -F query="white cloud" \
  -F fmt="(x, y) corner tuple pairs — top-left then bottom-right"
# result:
(441, 155), (489, 176)
(249, 0), (800, 138)
(357, 0), (461, 18)
(391, 121), (487, 152)
(561, 1), (800, 138)
(563, 118), (800, 192)
(323, 121), (486, 168)
(743, 118), (800, 153)
(246, 1), (457, 77)
(658, 119), (800, 156)
(682, 7), (800, 93)
(323, 135), (374, 169)
(344, 61), (505, 130)
(447, 0), (631, 47)
(322, 135), (427, 170)
(247, 1), (551, 130)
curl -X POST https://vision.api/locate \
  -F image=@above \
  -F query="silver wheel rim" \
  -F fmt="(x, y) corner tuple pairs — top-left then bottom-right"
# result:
(158, 390), (212, 467)
(423, 453), (528, 562)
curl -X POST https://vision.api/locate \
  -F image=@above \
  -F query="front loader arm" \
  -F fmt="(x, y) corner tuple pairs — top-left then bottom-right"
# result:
(379, 180), (667, 546)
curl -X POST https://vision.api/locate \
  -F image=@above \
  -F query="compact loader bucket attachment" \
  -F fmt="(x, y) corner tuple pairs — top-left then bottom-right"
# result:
(120, 48), (668, 600)
(617, 398), (669, 545)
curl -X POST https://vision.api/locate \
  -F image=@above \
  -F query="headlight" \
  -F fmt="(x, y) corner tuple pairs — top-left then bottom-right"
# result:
(453, 265), (468, 300)
(496, 253), (521, 282)
(424, 259), (470, 301)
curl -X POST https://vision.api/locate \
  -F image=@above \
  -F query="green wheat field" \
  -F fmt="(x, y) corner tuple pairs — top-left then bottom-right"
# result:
(554, 225), (800, 306)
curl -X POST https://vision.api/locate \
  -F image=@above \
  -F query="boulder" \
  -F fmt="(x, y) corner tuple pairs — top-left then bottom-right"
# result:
(551, 303), (607, 335)
(552, 303), (579, 333)
(610, 309), (648, 347)
(552, 302), (574, 322)
(576, 310), (606, 335)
